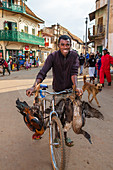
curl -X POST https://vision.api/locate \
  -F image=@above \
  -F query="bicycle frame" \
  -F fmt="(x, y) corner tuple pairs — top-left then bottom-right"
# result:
(33, 85), (72, 170)
(37, 87), (72, 127)
(38, 89), (58, 125)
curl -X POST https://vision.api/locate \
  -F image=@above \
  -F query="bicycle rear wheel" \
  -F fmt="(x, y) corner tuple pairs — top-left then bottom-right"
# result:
(49, 116), (65, 170)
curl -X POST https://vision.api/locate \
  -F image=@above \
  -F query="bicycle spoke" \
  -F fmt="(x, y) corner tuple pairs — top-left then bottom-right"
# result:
(49, 116), (65, 170)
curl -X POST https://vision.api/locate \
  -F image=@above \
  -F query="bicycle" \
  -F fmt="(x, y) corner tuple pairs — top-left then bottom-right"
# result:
(32, 84), (72, 170)
(16, 83), (72, 169)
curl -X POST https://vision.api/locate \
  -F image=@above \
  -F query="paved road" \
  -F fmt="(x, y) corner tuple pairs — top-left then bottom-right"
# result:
(0, 67), (113, 170)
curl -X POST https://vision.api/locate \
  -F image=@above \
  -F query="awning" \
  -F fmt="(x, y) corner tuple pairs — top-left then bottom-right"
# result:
(89, 4), (107, 22)
(89, 11), (96, 21)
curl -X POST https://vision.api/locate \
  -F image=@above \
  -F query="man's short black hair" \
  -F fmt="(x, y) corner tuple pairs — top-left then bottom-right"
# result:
(58, 35), (71, 44)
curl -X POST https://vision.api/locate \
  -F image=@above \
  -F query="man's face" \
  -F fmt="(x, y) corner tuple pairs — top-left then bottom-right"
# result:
(103, 50), (107, 55)
(58, 39), (71, 57)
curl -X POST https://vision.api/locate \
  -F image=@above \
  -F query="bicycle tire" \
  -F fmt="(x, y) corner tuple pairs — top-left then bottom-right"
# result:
(49, 116), (65, 170)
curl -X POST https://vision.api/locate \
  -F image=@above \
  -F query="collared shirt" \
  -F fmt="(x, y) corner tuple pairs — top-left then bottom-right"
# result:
(36, 50), (79, 92)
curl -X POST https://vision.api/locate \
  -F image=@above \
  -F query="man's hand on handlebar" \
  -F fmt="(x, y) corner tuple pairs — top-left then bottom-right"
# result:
(26, 87), (35, 97)
(75, 88), (83, 97)
(26, 78), (42, 97)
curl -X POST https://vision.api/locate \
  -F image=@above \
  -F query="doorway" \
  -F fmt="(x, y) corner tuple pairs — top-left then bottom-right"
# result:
(97, 46), (103, 55)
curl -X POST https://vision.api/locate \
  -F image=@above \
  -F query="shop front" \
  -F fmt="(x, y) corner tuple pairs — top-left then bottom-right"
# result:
(5, 44), (37, 70)
(6, 49), (24, 70)
(24, 45), (36, 66)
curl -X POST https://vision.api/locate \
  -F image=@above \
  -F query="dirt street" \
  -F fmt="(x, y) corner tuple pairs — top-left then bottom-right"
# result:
(0, 67), (113, 170)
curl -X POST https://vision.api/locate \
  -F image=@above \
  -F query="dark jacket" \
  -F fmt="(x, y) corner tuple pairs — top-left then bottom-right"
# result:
(36, 50), (79, 92)
(79, 55), (85, 65)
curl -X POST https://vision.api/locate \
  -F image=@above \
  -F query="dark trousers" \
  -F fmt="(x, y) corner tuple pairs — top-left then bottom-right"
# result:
(17, 64), (19, 71)
(3, 67), (10, 75)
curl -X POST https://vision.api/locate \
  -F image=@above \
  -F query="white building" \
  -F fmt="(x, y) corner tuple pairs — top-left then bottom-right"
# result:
(0, 0), (45, 68)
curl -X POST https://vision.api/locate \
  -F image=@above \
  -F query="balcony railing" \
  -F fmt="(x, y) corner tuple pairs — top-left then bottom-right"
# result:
(88, 25), (105, 39)
(0, 1), (26, 13)
(0, 30), (45, 46)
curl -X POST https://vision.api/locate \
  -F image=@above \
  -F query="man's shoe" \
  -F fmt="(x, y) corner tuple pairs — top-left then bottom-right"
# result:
(108, 82), (111, 86)
(53, 138), (60, 148)
(65, 137), (74, 147)
(102, 83), (104, 87)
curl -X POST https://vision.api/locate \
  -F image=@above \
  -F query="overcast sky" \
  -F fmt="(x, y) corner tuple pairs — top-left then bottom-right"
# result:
(26, 0), (96, 40)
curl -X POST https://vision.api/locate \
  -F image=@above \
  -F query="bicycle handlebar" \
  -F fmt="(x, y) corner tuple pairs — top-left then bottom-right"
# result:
(39, 88), (72, 98)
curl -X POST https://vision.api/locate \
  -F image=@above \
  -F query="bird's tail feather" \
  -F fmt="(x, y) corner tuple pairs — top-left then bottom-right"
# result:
(82, 101), (104, 120)
(16, 98), (31, 116)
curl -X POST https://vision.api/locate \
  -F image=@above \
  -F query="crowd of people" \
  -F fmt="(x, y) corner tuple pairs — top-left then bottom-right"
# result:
(0, 55), (40, 75)
(78, 48), (113, 86)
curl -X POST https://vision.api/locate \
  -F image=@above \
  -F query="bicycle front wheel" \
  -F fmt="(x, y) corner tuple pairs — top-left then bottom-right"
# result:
(49, 116), (65, 170)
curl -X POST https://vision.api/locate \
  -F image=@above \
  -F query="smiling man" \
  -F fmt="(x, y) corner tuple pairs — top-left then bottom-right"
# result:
(26, 35), (79, 93)
(26, 35), (80, 146)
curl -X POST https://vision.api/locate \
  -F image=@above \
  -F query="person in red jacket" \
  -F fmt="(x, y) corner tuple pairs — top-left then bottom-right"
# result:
(0, 57), (10, 76)
(100, 48), (113, 86)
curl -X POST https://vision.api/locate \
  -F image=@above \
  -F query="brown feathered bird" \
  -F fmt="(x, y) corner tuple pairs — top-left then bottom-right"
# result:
(16, 99), (46, 139)
(56, 95), (104, 144)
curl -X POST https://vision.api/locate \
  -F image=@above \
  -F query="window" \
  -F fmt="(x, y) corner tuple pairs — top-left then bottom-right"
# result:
(32, 28), (35, 35)
(97, 17), (103, 33)
(24, 26), (28, 33)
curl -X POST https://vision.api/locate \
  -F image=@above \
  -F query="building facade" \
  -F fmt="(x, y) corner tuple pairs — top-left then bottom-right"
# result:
(0, 0), (45, 68)
(41, 24), (85, 55)
(88, 0), (113, 55)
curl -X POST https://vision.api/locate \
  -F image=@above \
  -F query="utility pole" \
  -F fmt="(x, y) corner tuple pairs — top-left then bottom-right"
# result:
(83, 35), (85, 54)
(85, 17), (88, 56)
(106, 0), (110, 48)
(56, 23), (59, 50)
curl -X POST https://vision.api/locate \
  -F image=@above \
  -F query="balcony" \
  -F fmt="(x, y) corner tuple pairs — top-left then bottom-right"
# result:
(88, 25), (105, 41)
(0, 30), (45, 46)
(0, 1), (26, 13)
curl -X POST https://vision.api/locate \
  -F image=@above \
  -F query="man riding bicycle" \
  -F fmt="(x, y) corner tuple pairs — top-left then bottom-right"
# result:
(26, 35), (81, 146)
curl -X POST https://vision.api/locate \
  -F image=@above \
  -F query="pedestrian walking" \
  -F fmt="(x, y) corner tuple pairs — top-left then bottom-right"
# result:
(100, 48), (113, 87)
(30, 58), (32, 68)
(16, 56), (19, 71)
(95, 51), (99, 60)
(79, 53), (85, 75)
(85, 52), (89, 67)
(8, 56), (13, 71)
(97, 55), (102, 82)
(88, 53), (96, 84)
(0, 56), (10, 76)
(36, 56), (39, 67)
(25, 57), (29, 70)
(33, 57), (36, 67)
